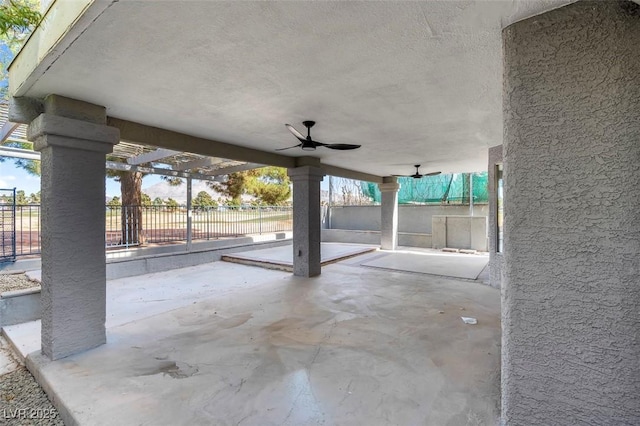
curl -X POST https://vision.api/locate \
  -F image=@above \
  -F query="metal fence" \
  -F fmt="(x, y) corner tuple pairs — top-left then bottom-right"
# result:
(0, 189), (17, 262)
(2, 204), (293, 257)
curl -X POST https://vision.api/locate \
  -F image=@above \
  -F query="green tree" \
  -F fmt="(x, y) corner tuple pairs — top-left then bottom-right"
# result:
(0, 1), (41, 176)
(210, 172), (251, 205)
(152, 197), (164, 206)
(248, 166), (291, 205)
(15, 189), (26, 204)
(192, 191), (217, 210)
(107, 196), (121, 208)
(165, 197), (179, 208)
(28, 190), (39, 204)
(210, 167), (291, 206)
(141, 192), (152, 207)
(0, 0), (41, 43)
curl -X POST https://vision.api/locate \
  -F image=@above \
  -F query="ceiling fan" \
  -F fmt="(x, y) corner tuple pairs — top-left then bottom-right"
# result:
(276, 121), (361, 151)
(394, 165), (441, 179)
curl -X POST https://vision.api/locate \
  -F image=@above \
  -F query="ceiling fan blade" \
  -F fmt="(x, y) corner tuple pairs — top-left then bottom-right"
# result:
(422, 171), (441, 177)
(275, 143), (302, 151)
(285, 124), (306, 141)
(324, 143), (361, 150)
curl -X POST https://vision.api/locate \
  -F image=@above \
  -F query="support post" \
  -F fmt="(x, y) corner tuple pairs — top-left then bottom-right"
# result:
(378, 177), (400, 250)
(186, 177), (192, 251)
(469, 173), (474, 216)
(488, 145), (503, 289)
(26, 95), (119, 360)
(502, 2), (640, 423)
(287, 165), (324, 277)
(328, 175), (332, 229)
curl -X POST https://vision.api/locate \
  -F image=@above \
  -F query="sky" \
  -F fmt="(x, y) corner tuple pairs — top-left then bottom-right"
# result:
(0, 160), (165, 197)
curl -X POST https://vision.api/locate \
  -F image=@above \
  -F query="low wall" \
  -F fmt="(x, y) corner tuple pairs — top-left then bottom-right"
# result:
(432, 215), (487, 251)
(321, 229), (432, 248)
(0, 288), (40, 327)
(322, 229), (380, 245)
(327, 204), (488, 233)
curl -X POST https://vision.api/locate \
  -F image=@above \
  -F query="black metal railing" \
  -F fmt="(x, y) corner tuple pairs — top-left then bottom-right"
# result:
(2, 204), (293, 257)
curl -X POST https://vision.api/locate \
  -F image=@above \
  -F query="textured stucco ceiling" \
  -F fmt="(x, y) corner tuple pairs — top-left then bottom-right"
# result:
(21, 0), (576, 177)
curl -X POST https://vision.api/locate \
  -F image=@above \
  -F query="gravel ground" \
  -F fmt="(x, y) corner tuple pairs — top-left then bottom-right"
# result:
(0, 338), (63, 426)
(0, 368), (64, 425)
(0, 276), (62, 425)
(0, 273), (40, 294)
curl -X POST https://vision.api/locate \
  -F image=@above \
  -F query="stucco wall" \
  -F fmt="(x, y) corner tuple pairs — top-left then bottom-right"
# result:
(502, 1), (640, 424)
(328, 204), (488, 233)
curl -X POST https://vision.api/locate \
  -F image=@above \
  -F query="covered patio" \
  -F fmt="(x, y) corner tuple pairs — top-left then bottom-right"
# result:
(3, 0), (639, 424)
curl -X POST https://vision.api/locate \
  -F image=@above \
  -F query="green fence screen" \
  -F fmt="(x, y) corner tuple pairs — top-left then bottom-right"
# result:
(361, 172), (488, 204)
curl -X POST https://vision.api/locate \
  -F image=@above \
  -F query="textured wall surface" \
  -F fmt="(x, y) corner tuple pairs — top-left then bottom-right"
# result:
(329, 204), (488, 233)
(39, 143), (110, 359)
(288, 166), (324, 277)
(488, 145), (503, 289)
(502, 1), (640, 424)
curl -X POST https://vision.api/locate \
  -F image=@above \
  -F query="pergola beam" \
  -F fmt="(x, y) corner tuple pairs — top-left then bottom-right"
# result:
(0, 121), (20, 143)
(0, 145), (39, 160)
(174, 156), (225, 171)
(105, 162), (224, 182)
(207, 162), (264, 176)
(127, 148), (181, 165)
(0, 146), (223, 182)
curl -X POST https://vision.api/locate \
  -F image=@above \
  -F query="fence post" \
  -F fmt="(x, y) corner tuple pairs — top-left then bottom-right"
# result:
(12, 188), (16, 260)
(124, 205), (129, 248)
(186, 177), (192, 251)
(259, 206), (262, 235)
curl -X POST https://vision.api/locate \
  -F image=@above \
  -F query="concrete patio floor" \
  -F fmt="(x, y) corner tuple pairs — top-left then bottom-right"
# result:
(4, 249), (500, 425)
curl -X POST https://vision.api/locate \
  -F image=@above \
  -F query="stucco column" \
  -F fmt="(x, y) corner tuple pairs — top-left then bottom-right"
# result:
(502, 2), (639, 424)
(378, 177), (399, 250)
(287, 166), (324, 277)
(27, 95), (119, 360)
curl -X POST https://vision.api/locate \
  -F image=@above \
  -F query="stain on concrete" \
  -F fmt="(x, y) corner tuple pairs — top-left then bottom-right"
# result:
(139, 361), (198, 379)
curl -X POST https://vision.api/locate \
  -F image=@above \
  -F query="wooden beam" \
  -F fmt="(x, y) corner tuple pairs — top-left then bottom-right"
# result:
(108, 117), (297, 169)
(127, 148), (181, 165)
